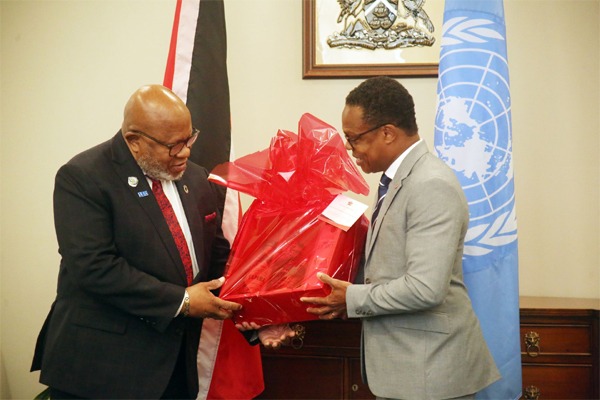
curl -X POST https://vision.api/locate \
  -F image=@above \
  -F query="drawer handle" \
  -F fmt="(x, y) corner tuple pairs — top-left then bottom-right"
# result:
(524, 331), (540, 357)
(290, 324), (306, 349)
(523, 385), (540, 400)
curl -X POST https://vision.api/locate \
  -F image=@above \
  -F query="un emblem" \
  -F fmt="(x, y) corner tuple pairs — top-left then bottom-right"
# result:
(434, 16), (517, 262)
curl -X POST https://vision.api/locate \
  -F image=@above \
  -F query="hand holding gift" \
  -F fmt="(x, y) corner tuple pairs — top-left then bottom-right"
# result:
(185, 277), (242, 319)
(301, 272), (351, 320)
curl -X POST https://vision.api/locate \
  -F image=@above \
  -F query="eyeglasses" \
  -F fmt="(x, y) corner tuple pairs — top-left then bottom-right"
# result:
(345, 123), (389, 149)
(130, 128), (199, 157)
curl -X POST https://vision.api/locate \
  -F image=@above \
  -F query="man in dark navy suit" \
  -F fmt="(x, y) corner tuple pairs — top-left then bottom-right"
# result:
(31, 85), (244, 399)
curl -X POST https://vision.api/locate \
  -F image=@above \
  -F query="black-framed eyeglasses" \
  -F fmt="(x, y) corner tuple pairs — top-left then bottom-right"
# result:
(345, 123), (389, 149)
(130, 128), (199, 157)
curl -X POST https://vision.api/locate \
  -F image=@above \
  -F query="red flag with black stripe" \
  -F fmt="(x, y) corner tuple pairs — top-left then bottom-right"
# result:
(163, 0), (264, 398)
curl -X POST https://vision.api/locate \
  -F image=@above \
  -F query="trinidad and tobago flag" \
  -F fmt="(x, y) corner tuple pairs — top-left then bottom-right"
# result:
(163, 0), (264, 398)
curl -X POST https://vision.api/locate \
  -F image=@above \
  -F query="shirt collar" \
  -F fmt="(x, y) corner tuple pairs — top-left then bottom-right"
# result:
(383, 139), (422, 181)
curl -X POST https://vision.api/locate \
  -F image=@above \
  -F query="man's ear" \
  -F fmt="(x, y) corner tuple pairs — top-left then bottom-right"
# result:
(382, 124), (400, 144)
(123, 131), (141, 153)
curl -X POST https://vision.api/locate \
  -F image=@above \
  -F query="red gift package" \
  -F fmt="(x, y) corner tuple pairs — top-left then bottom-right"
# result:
(209, 113), (370, 325)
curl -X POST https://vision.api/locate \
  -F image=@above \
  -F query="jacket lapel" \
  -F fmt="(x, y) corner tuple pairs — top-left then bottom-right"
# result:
(110, 132), (188, 284)
(365, 141), (430, 260)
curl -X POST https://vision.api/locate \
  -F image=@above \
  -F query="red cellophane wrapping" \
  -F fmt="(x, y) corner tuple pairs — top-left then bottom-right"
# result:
(209, 113), (370, 325)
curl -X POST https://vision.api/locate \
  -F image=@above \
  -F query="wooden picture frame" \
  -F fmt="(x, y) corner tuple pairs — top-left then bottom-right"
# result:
(302, 0), (442, 79)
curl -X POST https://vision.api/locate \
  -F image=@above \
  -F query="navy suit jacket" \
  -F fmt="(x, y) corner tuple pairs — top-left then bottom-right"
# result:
(31, 132), (230, 398)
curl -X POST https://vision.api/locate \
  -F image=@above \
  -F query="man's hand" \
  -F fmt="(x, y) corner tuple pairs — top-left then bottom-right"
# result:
(186, 277), (242, 320)
(258, 324), (296, 349)
(301, 272), (351, 320)
(235, 322), (297, 350)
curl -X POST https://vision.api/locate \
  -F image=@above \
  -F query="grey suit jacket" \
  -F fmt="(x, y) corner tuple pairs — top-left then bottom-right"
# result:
(347, 141), (500, 399)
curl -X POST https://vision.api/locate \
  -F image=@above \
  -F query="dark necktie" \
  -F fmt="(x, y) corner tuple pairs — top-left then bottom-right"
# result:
(371, 173), (392, 227)
(149, 178), (194, 286)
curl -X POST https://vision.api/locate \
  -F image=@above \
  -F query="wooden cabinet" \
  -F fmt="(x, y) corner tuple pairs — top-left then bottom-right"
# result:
(257, 297), (599, 400)
(520, 297), (599, 400)
(256, 319), (374, 399)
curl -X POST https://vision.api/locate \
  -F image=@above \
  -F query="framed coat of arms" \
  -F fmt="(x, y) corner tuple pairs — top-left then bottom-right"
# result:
(303, 0), (443, 78)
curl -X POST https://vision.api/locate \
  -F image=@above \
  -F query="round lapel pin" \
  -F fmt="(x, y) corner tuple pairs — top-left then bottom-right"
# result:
(128, 176), (139, 187)
(183, 185), (189, 193)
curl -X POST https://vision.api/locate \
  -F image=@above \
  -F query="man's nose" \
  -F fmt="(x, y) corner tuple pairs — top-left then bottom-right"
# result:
(175, 145), (191, 159)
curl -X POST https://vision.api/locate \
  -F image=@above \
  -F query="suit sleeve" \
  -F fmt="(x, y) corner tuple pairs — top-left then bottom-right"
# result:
(54, 163), (184, 328)
(347, 177), (467, 316)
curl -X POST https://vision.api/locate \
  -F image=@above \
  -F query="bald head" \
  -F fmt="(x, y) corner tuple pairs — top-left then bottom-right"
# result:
(122, 85), (191, 135)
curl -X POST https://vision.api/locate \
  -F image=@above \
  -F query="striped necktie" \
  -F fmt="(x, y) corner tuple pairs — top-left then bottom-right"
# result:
(371, 173), (392, 227)
(149, 178), (194, 286)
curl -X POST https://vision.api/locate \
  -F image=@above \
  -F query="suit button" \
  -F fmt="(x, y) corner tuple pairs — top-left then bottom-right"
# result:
(365, 278), (371, 284)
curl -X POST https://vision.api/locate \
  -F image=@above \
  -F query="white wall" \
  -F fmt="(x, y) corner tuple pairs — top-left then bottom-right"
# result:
(1, 0), (598, 398)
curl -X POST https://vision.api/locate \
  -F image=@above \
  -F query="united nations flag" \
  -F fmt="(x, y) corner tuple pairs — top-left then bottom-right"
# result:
(434, 1), (521, 399)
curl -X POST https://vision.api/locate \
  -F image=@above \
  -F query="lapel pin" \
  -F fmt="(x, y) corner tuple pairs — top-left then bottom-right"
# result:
(128, 176), (139, 187)
(137, 190), (149, 198)
(183, 185), (189, 193)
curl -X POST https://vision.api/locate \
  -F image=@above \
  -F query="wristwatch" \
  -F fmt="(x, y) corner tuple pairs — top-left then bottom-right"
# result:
(181, 290), (190, 317)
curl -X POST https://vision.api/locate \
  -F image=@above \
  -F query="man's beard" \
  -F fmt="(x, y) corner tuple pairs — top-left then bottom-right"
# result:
(137, 154), (184, 181)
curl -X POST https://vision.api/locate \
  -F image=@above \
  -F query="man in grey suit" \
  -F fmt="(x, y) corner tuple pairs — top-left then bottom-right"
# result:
(302, 77), (500, 399)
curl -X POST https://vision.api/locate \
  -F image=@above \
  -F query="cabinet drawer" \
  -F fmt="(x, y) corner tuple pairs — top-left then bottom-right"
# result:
(348, 358), (374, 400)
(296, 320), (362, 349)
(522, 364), (593, 399)
(258, 354), (345, 399)
(520, 325), (592, 355)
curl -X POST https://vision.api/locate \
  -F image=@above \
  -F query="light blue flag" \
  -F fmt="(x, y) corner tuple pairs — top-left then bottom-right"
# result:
(434, 1), (521, 399)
